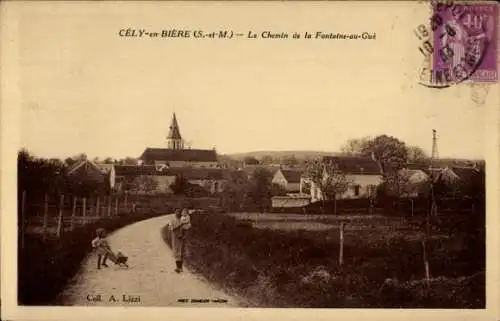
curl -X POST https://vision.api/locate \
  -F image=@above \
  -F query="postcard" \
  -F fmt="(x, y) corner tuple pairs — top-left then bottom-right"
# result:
(1, 1), (499, 321)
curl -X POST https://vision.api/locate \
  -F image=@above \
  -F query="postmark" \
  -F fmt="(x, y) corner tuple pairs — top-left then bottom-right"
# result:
(416, 1), (498, 88)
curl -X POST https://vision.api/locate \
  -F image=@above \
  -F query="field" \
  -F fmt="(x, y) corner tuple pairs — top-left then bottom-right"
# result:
(227, 212), (449, 241)
(166, 210), (485, 308)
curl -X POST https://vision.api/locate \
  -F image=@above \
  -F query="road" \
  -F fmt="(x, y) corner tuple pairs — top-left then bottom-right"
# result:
(58, 214), (240, 307)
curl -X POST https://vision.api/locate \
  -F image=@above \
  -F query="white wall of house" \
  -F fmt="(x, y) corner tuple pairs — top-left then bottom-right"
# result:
(343, 174), (382, 198)
(272, 170), (287, 187)
(189, 179), (227, 194)
(309, 174), (382, 202)
(154, 175), (177, 193)
(114, 175), (226, 194)
(272, 196), (311, 208)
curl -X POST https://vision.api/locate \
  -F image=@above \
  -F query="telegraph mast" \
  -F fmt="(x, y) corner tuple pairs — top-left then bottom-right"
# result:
(424, 129), (440, 283)
(429, 129), (439, 217)
(430, 129), (439, 168)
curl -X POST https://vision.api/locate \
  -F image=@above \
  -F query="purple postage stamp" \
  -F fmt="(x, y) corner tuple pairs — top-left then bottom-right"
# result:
(430, 2), (498, 85)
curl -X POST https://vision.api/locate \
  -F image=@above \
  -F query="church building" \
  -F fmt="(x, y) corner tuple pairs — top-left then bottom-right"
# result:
(138, 113), (219, 168)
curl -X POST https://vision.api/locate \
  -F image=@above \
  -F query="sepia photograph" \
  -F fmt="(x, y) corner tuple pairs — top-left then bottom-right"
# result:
(1, 1), (499, 320)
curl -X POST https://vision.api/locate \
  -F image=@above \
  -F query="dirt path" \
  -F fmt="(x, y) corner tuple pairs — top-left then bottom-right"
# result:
(58, 214), (240, 307)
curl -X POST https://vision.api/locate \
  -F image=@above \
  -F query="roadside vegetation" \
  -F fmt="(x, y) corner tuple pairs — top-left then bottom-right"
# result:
(162, 210), (484, 308)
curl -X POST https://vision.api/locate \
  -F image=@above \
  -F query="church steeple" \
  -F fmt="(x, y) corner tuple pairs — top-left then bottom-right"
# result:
(167, 113), (184, 149)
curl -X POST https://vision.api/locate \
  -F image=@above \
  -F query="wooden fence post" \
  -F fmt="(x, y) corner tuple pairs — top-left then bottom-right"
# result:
(96, 196), (100, 216)
(421, 240), (430, 285)
(411, 199), (414, 217)
(42, 193), (49, 235)
(82, 197), (87, 217)
(339, 222), (345, 266)
(71, 196), (77, 230)
(107, 196), (111, 217)
(20, 190), (27, 249)
(56, 194), (64, 239)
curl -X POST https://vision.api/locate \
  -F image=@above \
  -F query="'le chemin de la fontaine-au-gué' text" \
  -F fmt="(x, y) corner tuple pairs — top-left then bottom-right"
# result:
(118, 28), (377, 40)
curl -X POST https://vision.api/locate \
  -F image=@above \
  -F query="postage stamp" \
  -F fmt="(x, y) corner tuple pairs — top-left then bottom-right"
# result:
(416, 1), (498, 88)
(433, 2), (498, 83)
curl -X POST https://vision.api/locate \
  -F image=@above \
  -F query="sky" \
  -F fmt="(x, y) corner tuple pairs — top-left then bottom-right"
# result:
(15, 2), (494, 160)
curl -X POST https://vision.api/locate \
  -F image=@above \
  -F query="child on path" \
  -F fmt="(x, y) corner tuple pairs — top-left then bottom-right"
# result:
(180, 208), (192, 231)
(91, 228), (110, 269)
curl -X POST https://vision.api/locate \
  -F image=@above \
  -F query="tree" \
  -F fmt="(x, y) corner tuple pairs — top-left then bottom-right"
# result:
(64, 157), (77, 167)
(76, 153), (88, 161)
(243, 156), (260, 166)
(18, 150), (69, 197)
(322, 163), (351, 201)
(135, 176), (158, 194)
(118, 157), (138, 165)
(221, 171), (248, 211)
(121, 175), (158, 194)
(361, 135), (408, 172)
(245, 167), (273, 212)
(301, 179), (311, 195)
(103, 157), (115, 164)
(260, 155), (275, 165)
(281, 155), (299, 166)
(170, 175), (190, 195)
(304, 159), (351, 213)
(382, 169), (412, 198)
(340, 137), (372, 155)
(406, 145), (429, 163)
(218, 155), (240, 169)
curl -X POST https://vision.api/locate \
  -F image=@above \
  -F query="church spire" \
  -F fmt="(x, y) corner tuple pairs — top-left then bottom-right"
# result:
(167, 113), (184, 149)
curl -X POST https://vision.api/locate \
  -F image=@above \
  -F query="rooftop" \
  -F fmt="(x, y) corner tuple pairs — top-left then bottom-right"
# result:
(322, 156), (382, 175)
(278, 169), (303, 183)
(139, 148), (218, 162)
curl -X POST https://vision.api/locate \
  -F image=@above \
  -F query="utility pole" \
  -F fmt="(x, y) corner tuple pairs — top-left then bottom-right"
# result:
(431, 129), (439, 168)
(424, 129), (439, 283)
(430, 129), (439, 216)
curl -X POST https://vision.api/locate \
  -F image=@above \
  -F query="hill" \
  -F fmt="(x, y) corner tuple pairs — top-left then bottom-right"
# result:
(224, 150), (341, 160)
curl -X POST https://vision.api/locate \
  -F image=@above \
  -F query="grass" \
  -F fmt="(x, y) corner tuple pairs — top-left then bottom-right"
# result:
(162, 211), (485, 308)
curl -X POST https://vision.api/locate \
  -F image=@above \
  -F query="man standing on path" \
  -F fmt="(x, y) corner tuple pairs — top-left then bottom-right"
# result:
(170, 209), (191, 273)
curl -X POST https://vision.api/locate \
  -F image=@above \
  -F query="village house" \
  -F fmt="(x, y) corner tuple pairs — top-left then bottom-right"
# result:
(113, 165), (231, 195)
(395, 162), (483, 197)
(272, 168), (303, 193)
(304, 155), (383, 202)
(67, 159), (115, 190)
